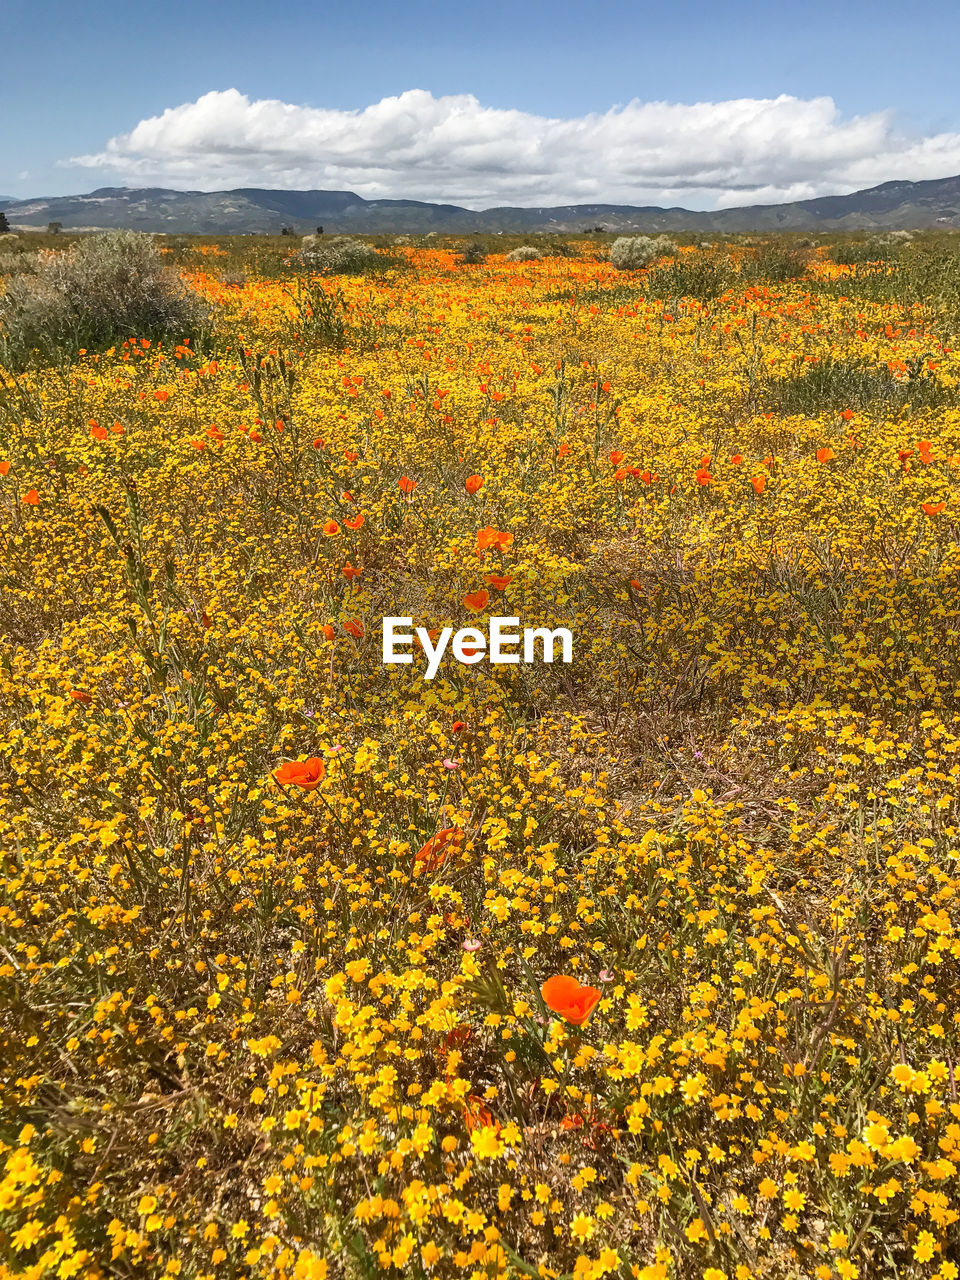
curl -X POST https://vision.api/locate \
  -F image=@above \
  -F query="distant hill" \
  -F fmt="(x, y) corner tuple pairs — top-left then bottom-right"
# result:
(3, 175), (960, 234)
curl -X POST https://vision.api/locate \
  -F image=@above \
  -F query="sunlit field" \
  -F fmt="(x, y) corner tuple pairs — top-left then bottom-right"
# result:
(4, 230), (960, 1280)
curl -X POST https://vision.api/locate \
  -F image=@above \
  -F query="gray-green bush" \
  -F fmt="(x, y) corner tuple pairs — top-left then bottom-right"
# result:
(296, 237), (401, 276)
(504, 245), (543, 262)
(610, 235), (677, 271)
(0, 231), (210, 369)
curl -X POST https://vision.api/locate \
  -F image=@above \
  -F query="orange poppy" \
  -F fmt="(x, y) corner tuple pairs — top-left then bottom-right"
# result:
(398, 475), (418, 495)
(344, 514), (364, 530)
(476, 526), (514, 552)
(485, 574), (512, 590)
(609, 450), (625, 465)
(695, 468), (712, 486)
(273, 757), (325, 790)
(90, 424), (109, 441)
(464, 1096), (498, 1133)
(342, 563), (362, 581)
(343, 619), (364, 639)
(751, 475), (767, 494)
(730, 454), (744, 465)
(816, 447), (835, 463)
(414, 827), (463, 875)
(463, 590), (490, 612)
(922, 502), (947, 516)
(68, 690), (92, 704)
(0, 461), (10, 476)
(154, 390), (169, 403)
(23, 489), (39, 506)
(451, 720), (467, 733)
(323, 519), (341, 537)
(465, 474), (484, 494)
(541, 975), (602, 1027)
(322, 624), (335, 641)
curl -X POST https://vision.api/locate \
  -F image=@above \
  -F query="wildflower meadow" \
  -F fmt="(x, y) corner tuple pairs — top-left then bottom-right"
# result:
(3, 230), (960, 1280)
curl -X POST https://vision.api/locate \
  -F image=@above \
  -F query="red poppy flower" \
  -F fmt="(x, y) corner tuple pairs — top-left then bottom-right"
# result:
(476, 526), (514, 552)
(414, 827), (463, 875)
(464, 1096), (497, 1133)
(463, 590), (490, 613)
(398, 475), (418, 495)
(273, 757), (325, 790)
(343, 619), (364, 639)
(541, 975), (602, 1026)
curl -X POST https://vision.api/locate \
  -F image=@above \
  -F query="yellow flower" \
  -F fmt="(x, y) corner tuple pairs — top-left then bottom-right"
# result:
(914, 1231), (936, 1263)
(470, 1125), (504, 1160)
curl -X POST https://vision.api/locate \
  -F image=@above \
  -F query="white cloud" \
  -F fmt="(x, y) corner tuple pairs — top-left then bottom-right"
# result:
(66, 88), (960, 209)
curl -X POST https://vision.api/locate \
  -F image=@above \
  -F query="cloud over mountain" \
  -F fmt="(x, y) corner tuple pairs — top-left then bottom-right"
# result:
(67, 88), (960, 209)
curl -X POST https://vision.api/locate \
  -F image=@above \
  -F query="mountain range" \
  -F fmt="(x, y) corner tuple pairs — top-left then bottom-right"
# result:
(3, 175), (960, 235)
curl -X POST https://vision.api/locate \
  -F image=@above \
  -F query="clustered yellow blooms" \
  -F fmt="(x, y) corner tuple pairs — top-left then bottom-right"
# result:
(2, 239), (960, 1280)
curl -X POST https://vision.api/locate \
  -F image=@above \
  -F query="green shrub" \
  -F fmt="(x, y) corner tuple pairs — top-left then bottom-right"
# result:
(296, 237), (402, 276)
(644, 254), (737, 300)
(831, 237), (896, 266)
(505, 245), (543, 262)
(740, 242), (810, 283)
(0, 231), (210, 369)
(459, 241), (488, 265)
(610, 234), (676, 271)
(765, 354), (956, 415)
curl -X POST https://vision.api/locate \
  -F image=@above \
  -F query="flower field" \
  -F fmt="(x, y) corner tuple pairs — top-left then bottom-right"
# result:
(4, 235), (960, 1279)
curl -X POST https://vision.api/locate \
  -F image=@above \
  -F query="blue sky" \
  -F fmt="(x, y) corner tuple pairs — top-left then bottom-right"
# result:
(5, 0), (960, 208)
